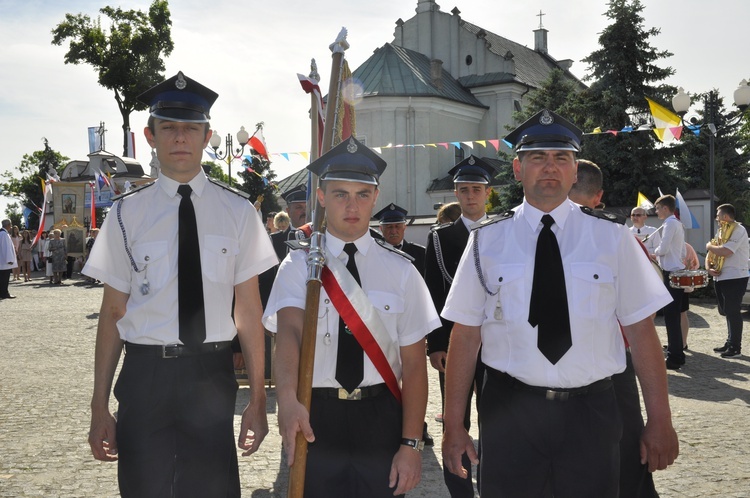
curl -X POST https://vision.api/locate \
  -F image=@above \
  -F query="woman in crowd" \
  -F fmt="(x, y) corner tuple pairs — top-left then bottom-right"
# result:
(11, 225), (21, 281)
(18, 230), (33, 282)
(47, 229), (67, 285)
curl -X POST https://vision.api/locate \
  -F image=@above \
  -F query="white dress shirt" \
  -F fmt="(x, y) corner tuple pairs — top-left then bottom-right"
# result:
(263, 231), (440, 388)
(442, 198), (672, 388)
(629, 224), (660, 253)
(83, 171), (277, 344)
(654, 215), (686, 271)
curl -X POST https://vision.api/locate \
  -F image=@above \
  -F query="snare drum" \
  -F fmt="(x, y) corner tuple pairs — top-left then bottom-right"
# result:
(669, 269), (709, 290)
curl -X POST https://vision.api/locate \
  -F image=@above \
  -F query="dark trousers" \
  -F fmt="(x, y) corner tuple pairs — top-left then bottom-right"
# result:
(114, 348), (240, 498)
(305, 389), (402, 498)
(479, 370), (621, 497)
(715, 277), (748, 349)
(612, 352), (658, 498)
(0, 268), (10, 297)
(662, 271), (685, 363)
(439, 359), (484, 498)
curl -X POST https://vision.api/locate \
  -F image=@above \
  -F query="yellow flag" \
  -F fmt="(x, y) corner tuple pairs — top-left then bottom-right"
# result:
(637, 192), (654, 210)
(645, 97), (681, 143)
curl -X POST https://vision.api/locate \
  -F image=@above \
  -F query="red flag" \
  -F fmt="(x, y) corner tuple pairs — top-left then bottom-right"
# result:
(90, 183), (97, 229)
(334, 60), (356, 145)
(249, 127), (269, 159)
(32, 183), (52, 247)
(298, 73), (325, 152)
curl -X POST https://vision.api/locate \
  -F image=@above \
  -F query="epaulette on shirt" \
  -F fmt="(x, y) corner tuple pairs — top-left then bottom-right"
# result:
(285, 238), (310, 251)
(430, 221), (454, 232)
(374, 238), (415, 262)
(580, 206), (626, 225)
(207, 177), (251, 199)
(470, 210), (514, 231)
(111, 181), (156, 201)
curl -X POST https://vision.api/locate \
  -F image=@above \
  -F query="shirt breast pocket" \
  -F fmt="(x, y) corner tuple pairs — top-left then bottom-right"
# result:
(570, 263), (616, 318)
(203, 235), (239, 283)
(132, 241), (170, 291)
(486, 264), (525, 322)
(367, 290), (404, 341)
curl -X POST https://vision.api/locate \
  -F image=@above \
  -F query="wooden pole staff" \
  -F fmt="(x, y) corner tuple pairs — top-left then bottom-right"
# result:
(287, 28), (349, 498)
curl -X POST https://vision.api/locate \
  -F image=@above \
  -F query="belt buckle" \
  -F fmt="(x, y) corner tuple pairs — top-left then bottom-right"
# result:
(338, 388), (362, 400)
(545, 390), (569, 402)
(162, 344), (181, 359)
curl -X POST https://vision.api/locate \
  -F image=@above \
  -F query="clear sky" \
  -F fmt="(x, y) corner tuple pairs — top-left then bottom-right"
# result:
(1, 0), (747, 217)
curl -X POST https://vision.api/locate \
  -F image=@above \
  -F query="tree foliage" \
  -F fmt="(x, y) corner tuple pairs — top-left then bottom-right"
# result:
(0, 139), (69, 229)
(51, 1), (173, 156)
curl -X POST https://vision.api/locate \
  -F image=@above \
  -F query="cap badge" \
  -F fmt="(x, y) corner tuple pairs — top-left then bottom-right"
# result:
(539, 110), (554, 126)
(346, 137), (358, 154)
(389, 203), (395, 210)
(468, 157), (476, 165)
(175, 72), (187, 90)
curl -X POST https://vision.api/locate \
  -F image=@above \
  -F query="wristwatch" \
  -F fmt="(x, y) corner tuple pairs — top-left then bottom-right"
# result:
(401, 438), (425, 452)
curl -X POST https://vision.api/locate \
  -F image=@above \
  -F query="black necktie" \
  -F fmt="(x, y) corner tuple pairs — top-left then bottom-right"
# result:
(638, 228), (641, 234)
(177, 184), (206, 348)
(335, 243), (364, 392)
(528, 214), (571, 364)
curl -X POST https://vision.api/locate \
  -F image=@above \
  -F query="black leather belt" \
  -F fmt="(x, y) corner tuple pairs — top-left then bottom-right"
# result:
(124, 341), (232, 359)
(311, 383), (388, 401)
(487, 367), (612, 402)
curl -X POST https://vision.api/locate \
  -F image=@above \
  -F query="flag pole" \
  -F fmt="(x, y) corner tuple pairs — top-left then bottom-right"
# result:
(307, 59), (322, 221)
(287, 28), (349, 498)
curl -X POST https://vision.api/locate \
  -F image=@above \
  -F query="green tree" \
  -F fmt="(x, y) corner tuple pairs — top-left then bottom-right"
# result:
(676, 94), (750, 221)
(0, 139), (69, 230)
(51, 1), (173, 156)
(4, 203), (22, 228)
(570, 0), (679, 208)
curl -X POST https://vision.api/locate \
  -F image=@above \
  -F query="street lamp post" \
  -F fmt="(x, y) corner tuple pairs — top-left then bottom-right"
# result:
(672, 80), (750, 239)
(207, 126), (250, 186)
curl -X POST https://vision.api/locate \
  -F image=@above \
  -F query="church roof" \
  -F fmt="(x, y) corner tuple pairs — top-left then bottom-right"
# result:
(459, 21), (584, 90)
(354, 43), (487, 108)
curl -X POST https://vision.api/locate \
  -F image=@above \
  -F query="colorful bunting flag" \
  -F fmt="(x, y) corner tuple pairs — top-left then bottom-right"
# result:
(646, 97), (682, 143)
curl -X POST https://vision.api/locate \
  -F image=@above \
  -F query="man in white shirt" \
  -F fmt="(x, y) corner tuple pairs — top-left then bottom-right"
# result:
(0, 219), (18, 299)
(441, 109), (678, 497)
(652, 194), (687, 369)
(629, 206), (661, 252)
(264, 137), (440, 497)
(84, 72), (277, 497)
(706, 203), (749, 358)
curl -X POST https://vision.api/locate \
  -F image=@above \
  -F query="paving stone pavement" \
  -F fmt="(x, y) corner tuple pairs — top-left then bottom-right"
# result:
(1, 273), (749, 497)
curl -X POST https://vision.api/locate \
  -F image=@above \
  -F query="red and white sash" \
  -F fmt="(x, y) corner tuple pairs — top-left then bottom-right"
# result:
(321, 248), (402, 403)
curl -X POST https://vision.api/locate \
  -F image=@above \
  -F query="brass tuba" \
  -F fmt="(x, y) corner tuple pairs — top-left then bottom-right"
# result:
(706, 220), (737, 274)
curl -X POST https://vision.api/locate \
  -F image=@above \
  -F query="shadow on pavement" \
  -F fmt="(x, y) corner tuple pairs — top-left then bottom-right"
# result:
(666, 349), (750, 406)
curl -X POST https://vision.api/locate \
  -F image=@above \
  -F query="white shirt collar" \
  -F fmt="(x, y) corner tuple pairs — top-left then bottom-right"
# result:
(522, 197), (573, 232)
(158, 169), (208, 199)
(461, 213), (487, 230)
(325, 231), (374, 258)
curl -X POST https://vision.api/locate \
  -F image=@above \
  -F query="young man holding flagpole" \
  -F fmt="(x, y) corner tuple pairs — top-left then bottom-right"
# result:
(264, 137), (440, 498)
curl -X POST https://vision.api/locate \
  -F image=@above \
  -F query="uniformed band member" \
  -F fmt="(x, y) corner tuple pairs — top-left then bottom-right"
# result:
(441, 109), (679, 497)
(374, 203), (426, 275)
(84, 71), (277, 497)
(630, 206), (661, 253)
(424, 155), (494, 498)
(707, 203), (749, 358)
(568, 159), (660, 498)
(652, 195), (687, 369)
(264, 137), (440, 497)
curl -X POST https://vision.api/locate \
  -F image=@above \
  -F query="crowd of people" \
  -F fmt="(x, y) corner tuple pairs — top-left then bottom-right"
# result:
(25, 70), (734, 498)
(0, 223), (102, 297)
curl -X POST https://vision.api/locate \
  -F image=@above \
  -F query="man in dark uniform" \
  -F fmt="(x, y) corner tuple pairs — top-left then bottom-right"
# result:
(424, 155), (495, 498)
(374, 202), (433, 446)
(84, 71), (277, 497)
(374, 203), (425, 274)
(258, 184), (307, 308)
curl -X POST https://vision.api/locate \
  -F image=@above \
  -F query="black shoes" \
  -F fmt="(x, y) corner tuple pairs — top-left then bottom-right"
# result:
(713, 343), (730, 353)
(720, 346), (742, 358)
(665, 358), (684, 370)
(422, 422), (434, 447)
(0, 294), (15, 299)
